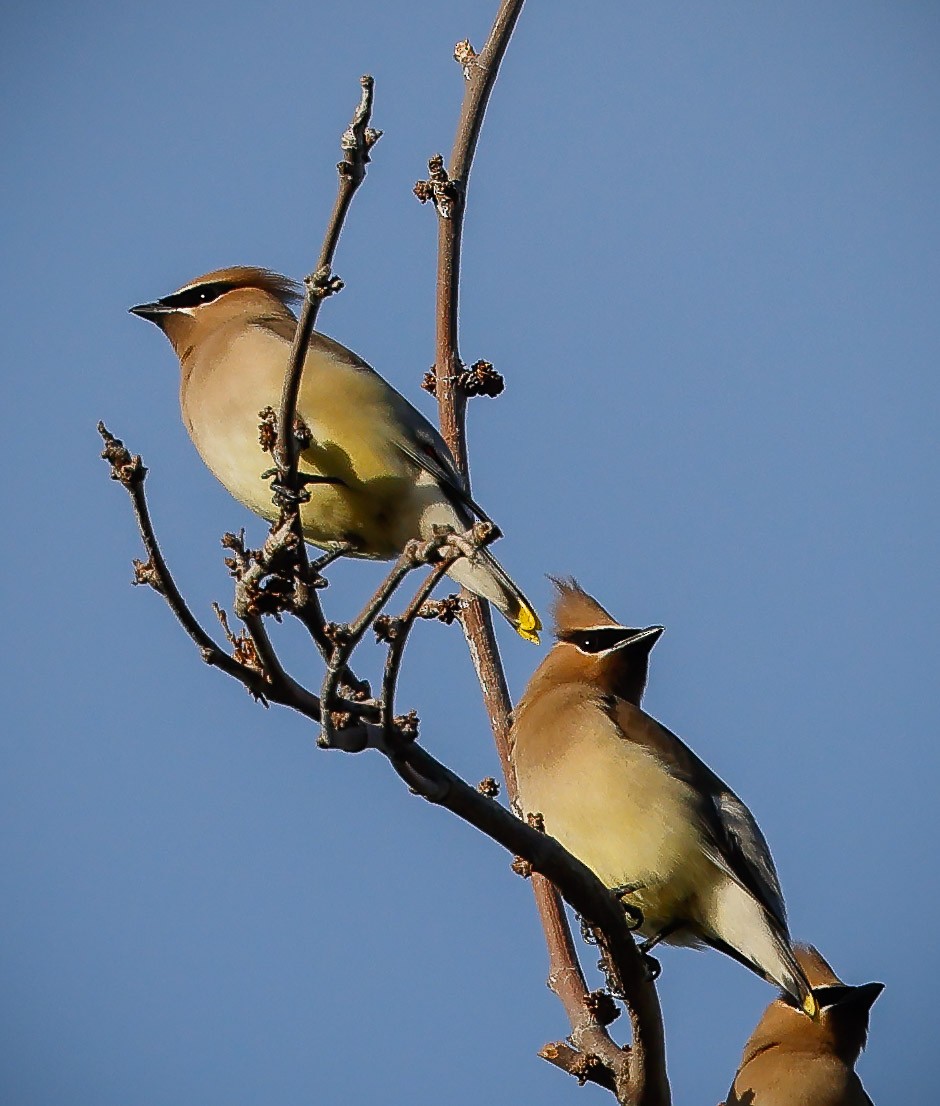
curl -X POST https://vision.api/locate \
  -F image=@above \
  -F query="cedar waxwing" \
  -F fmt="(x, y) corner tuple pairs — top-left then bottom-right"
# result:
(130, 266), (540, 642)
(509, 579), (817, 1016)
(726, 944), (882, 1105)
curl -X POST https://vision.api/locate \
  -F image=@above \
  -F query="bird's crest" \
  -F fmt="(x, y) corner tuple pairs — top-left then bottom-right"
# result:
(549, 577), (620, 636)
(176, 266), (302, 307)
(794, 945), (842, 990)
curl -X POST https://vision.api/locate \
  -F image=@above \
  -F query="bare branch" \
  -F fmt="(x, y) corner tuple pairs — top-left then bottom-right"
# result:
(98, 424), (333, 726)
(255, 76), (381, 706)
(380, 561), (453, 744)
(431, 0), (524, 463)
(241, 610), (324, 719)
(222, 520), (369, 697)
(105, 23), (671, 1102)
(274, 74), (380, 488)
(99, 425), (266, 687)
(319, 524), (497, 747)
(420, 2), (671, 1100)
(99, 422), (670, 1067)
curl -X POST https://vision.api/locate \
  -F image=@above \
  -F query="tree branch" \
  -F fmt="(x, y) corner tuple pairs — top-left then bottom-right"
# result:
(101, 410), (669, 1103)
(274, 75), (381, 486)
(105, 31), (672, 1103)
(421, 4), (670, 1102)
(266, 76), (381, 692)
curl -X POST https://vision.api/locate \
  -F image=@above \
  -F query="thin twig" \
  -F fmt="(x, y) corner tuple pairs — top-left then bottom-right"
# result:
(99, 424), (342, 727)
(264, 76), (380, 695)
(275, 75), (380, 486)
(99, 426), (267, 688)
(240, 611), (324, 720)
(319, 525), (495, 746)
(319, 550), (424, 722)
(380, 561), (454, 743)
(423, 3), (670, 1101)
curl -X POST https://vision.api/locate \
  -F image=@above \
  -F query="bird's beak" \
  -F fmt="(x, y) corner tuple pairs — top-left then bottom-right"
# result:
(612, 625), (665, 652)
(810, 981), (884, 1014)
(847, 982), (885, 1013)
(129, 301), (175, 323)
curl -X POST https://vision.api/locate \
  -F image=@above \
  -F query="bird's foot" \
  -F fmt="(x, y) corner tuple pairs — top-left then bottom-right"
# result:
(610, 884), (645, 931)
(434, 525), (481, 564)
(637, 921), (679, 956)
(264, 470), (343, 508)
(310, 542), (357, 575)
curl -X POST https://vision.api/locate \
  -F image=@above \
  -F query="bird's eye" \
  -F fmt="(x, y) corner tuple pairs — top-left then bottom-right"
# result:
(563, 627), (636, 654)
(159, 281), (234, 310)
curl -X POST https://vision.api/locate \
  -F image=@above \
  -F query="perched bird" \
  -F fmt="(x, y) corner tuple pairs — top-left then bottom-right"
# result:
(510, 578), (817, 1015)
(726, 944), (883, 1105)
(130, 266), (540, 641)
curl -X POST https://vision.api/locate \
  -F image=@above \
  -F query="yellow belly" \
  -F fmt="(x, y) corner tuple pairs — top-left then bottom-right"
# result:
(516, 709), (715, 938)
(182, 329), (447, 556)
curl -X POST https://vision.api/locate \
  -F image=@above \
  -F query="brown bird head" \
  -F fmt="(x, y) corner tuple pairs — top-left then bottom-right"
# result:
(129, 266), (301, 355)
(547, 578), (664, 705)
(741, 944), (883, 1069)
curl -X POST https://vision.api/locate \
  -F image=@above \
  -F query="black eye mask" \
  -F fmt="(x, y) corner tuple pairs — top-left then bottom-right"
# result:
(159, 281), (235, 309)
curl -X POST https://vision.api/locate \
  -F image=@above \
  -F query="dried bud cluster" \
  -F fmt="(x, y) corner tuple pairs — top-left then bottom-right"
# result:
(132, 557), (163, 593)
(258, 406), (278, 453)
(304, 266), (345, 300)
(585, 990), (621, 1028)
(394, 709), (420, 742)
(414, 154), (460, 219)
(98, 423), (146, 485)
(460, 359), (504, 397)
(418, 594), (463, 624)
(213, 603), (265, 676)
(373, 614), (404, 643)
(453, 38), (477, 71)
(419, 361), (504, 398)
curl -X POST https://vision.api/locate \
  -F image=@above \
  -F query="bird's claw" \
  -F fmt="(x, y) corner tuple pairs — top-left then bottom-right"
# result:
(310, 542), (356, 574)
(621, 903), (644, 931)
(265, 472), (343, 508)
(267, 479), (310, 507)
(610, 886), (645, 932)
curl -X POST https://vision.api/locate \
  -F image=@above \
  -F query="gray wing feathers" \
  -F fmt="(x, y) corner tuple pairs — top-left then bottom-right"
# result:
(305, 331), (492, 523)
(608, 704), (790, 934)
(701, 788), (789, 932)
(392, 424), (492, 524)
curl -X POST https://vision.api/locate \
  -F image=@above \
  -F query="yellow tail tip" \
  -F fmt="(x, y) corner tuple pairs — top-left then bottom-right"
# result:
(516, 605), (542, 644)
(802, 992), (820, 1020)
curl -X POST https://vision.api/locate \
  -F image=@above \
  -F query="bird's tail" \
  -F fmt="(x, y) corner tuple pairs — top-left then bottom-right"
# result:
(708, 926), (819, 1020)
(774, 939), (820, 1020)
(445, 547), (541, 643)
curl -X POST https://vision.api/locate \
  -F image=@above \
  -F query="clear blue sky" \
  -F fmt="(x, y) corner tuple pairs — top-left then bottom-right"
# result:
(3, 2), (938, 1102)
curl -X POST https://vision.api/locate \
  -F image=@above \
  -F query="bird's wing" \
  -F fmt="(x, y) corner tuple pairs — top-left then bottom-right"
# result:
(384, 393), (492, 524)
(607, 700), (789, 931)
(706, 787), (789, 932)
(282, 324), (492, 523)
(391, 430), (491, 523)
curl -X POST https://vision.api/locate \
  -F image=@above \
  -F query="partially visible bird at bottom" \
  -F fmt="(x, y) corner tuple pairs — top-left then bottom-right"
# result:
(725, 944), (882, 1105)
(129, 266), (540, 642)
(509, 578), (818, 1016)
